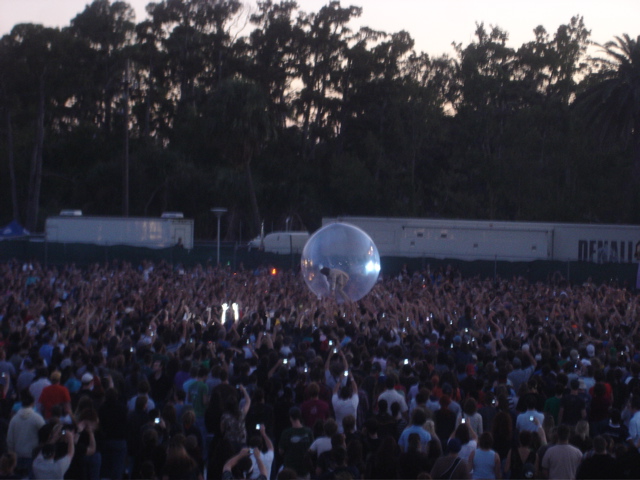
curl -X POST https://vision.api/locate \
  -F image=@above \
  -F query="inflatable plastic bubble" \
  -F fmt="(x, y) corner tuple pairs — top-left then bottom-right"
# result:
(301, 222), (381, 302)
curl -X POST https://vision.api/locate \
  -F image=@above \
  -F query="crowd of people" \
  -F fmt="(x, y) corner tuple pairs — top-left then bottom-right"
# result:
(0, 258), (640, 479)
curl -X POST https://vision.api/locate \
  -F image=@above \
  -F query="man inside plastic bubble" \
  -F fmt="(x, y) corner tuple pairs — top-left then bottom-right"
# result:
(319, 267), (351, 303)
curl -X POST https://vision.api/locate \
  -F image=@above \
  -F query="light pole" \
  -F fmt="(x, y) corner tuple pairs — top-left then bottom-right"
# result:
(211, 208), (227, 265)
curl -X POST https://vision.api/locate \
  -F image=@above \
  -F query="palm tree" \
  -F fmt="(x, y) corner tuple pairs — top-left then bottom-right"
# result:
(209, 78), (276, 235)
(575, 34), (640, 176)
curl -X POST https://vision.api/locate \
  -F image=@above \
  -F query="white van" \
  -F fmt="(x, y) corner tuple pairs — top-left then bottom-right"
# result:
(248, 231), (309, 254)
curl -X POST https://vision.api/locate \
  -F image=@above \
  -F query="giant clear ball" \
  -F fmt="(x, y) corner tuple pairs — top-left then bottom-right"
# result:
(301, 222), (381, 302)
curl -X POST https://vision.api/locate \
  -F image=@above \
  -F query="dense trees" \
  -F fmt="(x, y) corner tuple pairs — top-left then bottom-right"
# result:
(0, 1), (638, 239)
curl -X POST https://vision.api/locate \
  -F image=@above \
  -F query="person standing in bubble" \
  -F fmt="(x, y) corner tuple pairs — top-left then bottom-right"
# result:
(320, 267), (351, 303)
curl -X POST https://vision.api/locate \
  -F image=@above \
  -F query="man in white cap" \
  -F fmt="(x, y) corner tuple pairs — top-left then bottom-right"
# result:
(72, 372), (100, 410)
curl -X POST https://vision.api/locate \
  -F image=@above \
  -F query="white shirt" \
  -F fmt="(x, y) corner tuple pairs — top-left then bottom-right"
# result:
(250, 449), (274, 480)
(628, 410), (640, 448)
(378, 389), (408, 416)
(516, 410), (545, 432)
(332, 393), (359, 433)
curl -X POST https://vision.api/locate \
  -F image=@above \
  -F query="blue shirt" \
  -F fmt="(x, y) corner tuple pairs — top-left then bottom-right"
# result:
(398, 424), (431, 452)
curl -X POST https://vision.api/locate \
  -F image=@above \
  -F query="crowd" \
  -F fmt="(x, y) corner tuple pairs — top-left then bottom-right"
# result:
(0, 258), (640, 479)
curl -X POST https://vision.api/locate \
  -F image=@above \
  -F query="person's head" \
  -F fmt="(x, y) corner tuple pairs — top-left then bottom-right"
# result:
(289, 406), (302, 424)
(447, 438), (462, 455)
(20, 389), (35, 407)
(182, 409), (196, 428)
(364, 417), (379, 436)
(49, 371), (61, 384)
(339, 384), (353, 400)
(593, 435), (607, 454)
(134, 394), (148, 412)
(455, 423), (471, 445)
(610, 408), (622, 424)
(463, 398), (477, 416)
(557, 424), (571, 443)
(407, 433), (421, 452)
(478, 432), (494, 450)
(277, 468), (298, 480)
(307, 382), (320, 398)
(385, 375), (396, 390)
(342, 414), (356, 433)
(575, 419), (589, 438)
(518, 430), (532, 448)
(569, 378), (580, 391)
(324, 418), (338, 437)
(411, 407), (427, 426)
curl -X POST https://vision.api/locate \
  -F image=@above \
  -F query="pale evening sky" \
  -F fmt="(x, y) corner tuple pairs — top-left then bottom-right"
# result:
(1, 0), (638, 57)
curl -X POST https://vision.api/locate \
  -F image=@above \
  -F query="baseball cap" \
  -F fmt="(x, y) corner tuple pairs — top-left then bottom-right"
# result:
(81, 373), (94, 383)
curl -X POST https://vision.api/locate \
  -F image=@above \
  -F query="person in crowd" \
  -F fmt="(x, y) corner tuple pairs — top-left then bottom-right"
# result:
(38, 370), (72, 419)
(430, 438), (471, 479)
(247, 424), (274, 480)
(504, 430), (538, 480)
(398, 406), (431, 452)
(32, 423), (75, 480)
(468, 432), (501, 480)
(98, 388), (128, 480)
(300, 382), (330, 429)
(575, 435), (622, 480)
(6, 390), (45, 477)
(541, 424), (583, 480)
(278, 406), (313, 478)
(455, 422), (478, 464)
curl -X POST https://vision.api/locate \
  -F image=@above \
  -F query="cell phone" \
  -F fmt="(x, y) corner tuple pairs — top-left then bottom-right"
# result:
(403, 359), (409, 365)
(333, 348), (338, 354)
(343, 370), (349, 377)
(529, 416), (534, 422)
(461, 418), (466, 424)
(283, 359), (288, 364)
(154, 417), (160, 424)
(61, 429), (66, 436)
(329, 340), (334, 346)
(255, 424), (261, 431)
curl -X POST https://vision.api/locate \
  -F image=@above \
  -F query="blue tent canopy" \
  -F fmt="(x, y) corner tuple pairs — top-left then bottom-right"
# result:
(0, 220), (29, 239)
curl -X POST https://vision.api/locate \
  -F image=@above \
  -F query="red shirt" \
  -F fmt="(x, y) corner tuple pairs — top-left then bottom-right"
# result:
(300, 397), (331, 428)
(38, 384), (71, 419)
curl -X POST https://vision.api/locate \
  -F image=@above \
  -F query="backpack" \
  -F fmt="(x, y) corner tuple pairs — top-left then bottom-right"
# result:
(522, 461), (535, 479)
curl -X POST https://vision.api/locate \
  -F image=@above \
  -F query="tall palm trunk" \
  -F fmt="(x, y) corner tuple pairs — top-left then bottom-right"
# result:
(26, 74), (45, 232)
(5, 110), (19, 222)
(244, 144), (261, 235)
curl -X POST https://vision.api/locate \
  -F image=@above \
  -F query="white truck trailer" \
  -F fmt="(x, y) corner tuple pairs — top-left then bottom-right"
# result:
(45, 213), (194, 249)
(248, 231), (310, 254)
(322, 216), (640, 263)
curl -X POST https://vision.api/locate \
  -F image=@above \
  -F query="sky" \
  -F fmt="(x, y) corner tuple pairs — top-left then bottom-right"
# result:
(1, 0), (639, 57)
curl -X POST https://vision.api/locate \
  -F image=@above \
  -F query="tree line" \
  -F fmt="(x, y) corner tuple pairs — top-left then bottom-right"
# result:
(0, 0), (639, 239)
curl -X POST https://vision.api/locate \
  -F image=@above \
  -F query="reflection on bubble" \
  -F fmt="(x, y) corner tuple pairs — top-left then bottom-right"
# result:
(301, 222), (381, 302)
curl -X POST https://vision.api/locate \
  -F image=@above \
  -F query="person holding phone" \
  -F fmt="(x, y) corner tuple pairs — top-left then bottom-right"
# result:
(515, 397), (544, 433)
(332, 371), (359, 433)
(247, 424), (274, 480)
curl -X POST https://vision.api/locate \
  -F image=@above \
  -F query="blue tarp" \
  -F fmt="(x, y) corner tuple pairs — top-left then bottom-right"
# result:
(0, 220), (29, 239)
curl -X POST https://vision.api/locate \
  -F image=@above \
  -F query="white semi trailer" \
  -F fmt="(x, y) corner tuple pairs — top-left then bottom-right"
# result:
(323, 216), (640, 263)
(45, 213), (194, 249)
